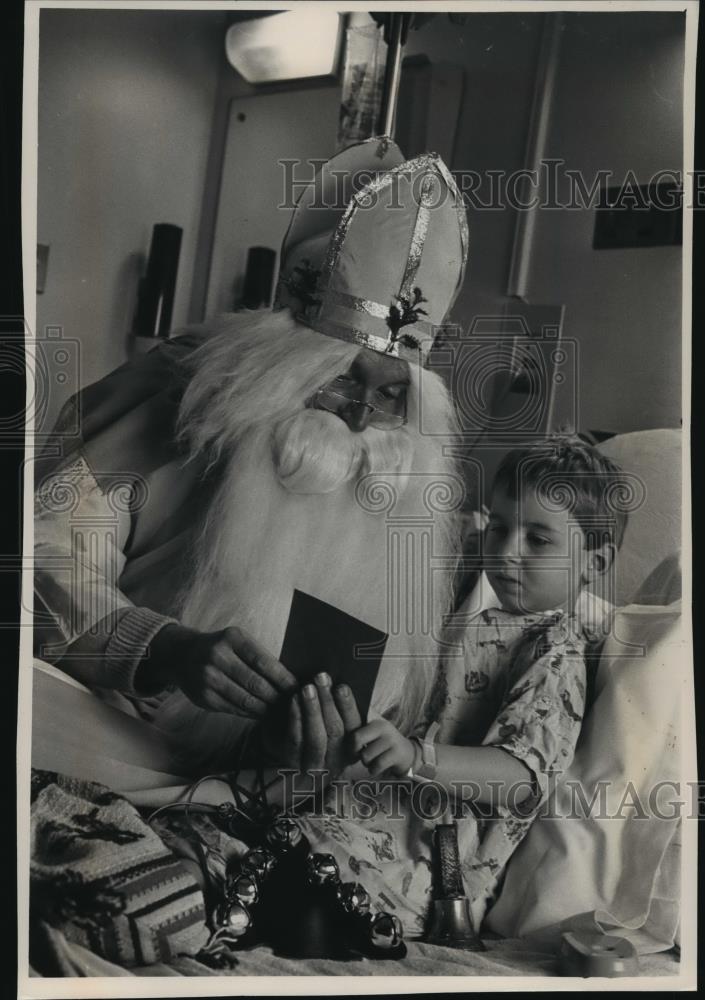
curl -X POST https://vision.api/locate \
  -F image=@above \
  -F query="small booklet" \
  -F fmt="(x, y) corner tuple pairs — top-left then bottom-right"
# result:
(279, 589), (388, 723)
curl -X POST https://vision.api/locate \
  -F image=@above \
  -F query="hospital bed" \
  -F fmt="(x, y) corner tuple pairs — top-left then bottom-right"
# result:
(27, 429), (686, 979)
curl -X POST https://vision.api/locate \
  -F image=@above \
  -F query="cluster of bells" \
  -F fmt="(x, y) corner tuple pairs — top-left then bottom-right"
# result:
(197, 815), (406, 967)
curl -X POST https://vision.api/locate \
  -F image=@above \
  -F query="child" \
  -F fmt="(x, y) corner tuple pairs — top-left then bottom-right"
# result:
(339, 435), (629, 931)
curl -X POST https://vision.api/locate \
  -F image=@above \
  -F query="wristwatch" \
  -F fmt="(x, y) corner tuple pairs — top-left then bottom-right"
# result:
(409, 721), (440, 782)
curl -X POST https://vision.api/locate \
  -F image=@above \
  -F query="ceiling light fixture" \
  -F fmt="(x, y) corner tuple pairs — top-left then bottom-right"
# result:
(225, 11), (343, 85)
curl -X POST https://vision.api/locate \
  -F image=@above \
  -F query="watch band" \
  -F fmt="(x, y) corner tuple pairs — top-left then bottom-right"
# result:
(411, 721), (440, 781)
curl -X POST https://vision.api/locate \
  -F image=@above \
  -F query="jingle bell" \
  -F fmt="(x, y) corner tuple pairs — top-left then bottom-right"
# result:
(215, 801), (243, 835)
(241, 847), (277, 880)
(228, 872), (259, 908)
(368, 912), (404, 950)
(216, 802), (236, 822)
(218, 899), (252, 938)
(305, 852), (340, 886)
(265, 816), (304, 852)
(336, 882), (372, 915)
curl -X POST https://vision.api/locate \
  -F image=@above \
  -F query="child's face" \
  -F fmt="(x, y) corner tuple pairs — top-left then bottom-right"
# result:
(484, 485), (591, 614)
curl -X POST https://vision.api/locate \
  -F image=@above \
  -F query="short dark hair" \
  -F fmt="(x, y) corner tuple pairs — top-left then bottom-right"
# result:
(491, 435), (629, 550)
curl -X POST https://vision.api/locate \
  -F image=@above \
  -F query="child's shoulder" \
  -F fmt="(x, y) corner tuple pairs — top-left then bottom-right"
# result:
(446, 599), (608, 660)
(504, 613), (588, 691)
(497, 609), (580, 660)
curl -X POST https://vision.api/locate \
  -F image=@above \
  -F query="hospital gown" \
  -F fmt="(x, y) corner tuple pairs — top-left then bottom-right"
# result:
(298, 606), (590, 936)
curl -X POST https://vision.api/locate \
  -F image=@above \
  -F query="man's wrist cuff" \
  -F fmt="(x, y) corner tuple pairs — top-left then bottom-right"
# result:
(104, 607), (179, 695)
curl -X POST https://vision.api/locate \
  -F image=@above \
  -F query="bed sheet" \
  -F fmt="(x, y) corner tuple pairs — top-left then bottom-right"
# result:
(32, 921), (679, 980)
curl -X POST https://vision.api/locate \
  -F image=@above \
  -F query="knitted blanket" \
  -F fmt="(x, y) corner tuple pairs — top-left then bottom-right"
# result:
(30, 769), (210, 969)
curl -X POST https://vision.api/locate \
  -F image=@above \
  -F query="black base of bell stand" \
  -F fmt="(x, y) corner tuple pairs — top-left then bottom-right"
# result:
(424, 898), (486, 952)
(218, 829), (409, 963)
(259, 863), (359, 961)
(279, 892), (360, 961)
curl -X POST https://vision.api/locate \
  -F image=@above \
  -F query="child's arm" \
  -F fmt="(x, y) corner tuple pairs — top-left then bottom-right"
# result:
(351, 720), (534, 808)
(353, 617), (587, 812)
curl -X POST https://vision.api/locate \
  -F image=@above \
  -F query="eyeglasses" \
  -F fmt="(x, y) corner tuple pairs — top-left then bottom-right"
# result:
(312, 385), (407, 430)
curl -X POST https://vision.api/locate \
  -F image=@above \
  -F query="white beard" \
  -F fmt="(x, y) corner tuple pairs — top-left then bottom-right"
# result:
(153, 311), (462, 769)
(179, 416), (417, 676)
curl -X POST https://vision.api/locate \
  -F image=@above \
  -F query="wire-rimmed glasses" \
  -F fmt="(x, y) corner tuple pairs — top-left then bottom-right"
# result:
(311, 382), (407, 430)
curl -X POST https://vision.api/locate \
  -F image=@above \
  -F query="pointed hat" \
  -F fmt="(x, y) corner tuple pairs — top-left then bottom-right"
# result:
(275, 136), (469, 365)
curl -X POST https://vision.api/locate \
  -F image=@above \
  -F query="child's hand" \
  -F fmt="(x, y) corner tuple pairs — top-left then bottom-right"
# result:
(351, 719), (415, 778)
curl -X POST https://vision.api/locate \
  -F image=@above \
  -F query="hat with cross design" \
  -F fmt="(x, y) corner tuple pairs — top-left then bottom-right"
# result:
(274, 135), (469, 366)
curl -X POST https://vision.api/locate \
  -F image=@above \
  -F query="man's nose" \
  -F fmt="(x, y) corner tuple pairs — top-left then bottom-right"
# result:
(341, 401), (371, 433)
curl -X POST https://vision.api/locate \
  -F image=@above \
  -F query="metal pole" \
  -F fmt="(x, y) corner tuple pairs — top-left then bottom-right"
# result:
(506, 12), (563, 300)
(378, 14), (407, 138)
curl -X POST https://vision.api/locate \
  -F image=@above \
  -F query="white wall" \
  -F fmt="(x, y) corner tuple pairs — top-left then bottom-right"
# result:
(37, 9), (225, 430)
(205, 86), (342, 319)
(403, 11), (684, 435)
(193, 11), (545, 337)
(36, 10), (684, 439)
(403, 13), (545, 323)
(527, 12), (684, 433)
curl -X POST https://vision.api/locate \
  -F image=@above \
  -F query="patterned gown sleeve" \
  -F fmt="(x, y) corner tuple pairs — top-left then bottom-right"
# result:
(481, 614), (587, 813)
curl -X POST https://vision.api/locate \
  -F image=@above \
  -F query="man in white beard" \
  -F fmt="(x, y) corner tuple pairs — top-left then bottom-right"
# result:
(33, 136), (469, 798)
(147, 306), (462, 771)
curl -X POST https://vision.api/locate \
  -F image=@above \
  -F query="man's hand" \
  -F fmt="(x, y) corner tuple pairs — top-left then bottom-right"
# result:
(148, 623), (297, 718)
(351, 718), (415, 777)
(281, 674), (362, 775)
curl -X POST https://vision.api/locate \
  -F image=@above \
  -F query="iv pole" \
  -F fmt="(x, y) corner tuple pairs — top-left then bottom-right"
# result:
(377, 13), (411, 138)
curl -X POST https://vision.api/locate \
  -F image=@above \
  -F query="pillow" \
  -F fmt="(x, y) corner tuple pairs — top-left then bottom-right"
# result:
(484, 601), (685, 954)
(631, 552), (682, 607)
(596, 429), (681, 606)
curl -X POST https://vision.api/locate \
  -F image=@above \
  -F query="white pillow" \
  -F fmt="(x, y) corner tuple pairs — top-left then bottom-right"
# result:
(631, 552), (682, 607)
(597, 429), (681, 606)
(485, 601), (684, 953)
